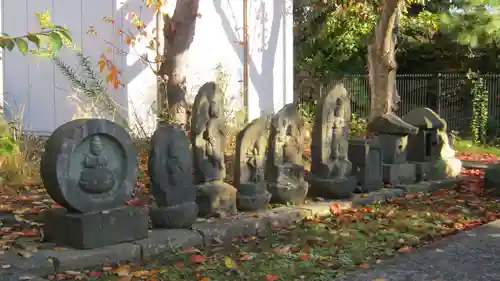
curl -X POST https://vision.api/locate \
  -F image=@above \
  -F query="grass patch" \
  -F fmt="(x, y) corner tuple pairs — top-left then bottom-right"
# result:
(49, 178), (500, 281)
(453, 139), (500, 159)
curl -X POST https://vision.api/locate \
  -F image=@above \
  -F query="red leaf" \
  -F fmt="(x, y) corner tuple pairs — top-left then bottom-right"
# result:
(189, 255), (205, 264)
(329, 203), (341, 215)
(265, 274), (279, 281)
(87, 271), (101, 277)
(298, 253), (309, 261)
(359, 263), (369, 268)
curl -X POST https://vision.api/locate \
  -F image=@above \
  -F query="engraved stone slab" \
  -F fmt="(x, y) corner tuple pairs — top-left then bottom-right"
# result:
(307, 83), (356, 198)
(190, 82), (237, 217)
(149, 124), (198, 228)
(234, 115), (272, 211)
(40, 119), (138, 213)
(266, 104), (308, 205)
(40, 119), (146, 249)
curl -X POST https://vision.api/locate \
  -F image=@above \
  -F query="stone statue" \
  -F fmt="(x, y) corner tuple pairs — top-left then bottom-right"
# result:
(190, 82), (237, 217)
(307, 83), (357, 198)
(234, 115), (272, 210)
(40, 119), (147, 249)
(78, 135), (116, 194)
(191, 84), (227, 183)
(368, 112), (419, 184)
(149, 124), (198, 228)
(266, 104), (308, 204)
(402, 107), (462, 180)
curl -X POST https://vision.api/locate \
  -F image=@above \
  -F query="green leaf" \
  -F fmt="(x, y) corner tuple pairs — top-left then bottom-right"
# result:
(4, 39), (15, 51)
(26, 33), (41, 48)
(48, 32), (62, 52)
(56, 29), (72, 44)
(14, 38), (28, 55)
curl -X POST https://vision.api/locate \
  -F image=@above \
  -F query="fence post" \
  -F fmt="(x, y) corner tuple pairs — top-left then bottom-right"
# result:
(436, 73), (442, 115)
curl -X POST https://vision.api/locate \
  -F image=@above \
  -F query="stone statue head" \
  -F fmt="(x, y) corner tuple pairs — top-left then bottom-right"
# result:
(90, 135), (104, 156)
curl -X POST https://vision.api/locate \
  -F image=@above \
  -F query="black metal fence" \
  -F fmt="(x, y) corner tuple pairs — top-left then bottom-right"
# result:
(312, 73), (500, 134)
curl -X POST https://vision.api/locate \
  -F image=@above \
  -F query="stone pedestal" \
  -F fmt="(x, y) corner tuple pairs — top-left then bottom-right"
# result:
(382, 163), (416, 185)
(349, 139), (383, 192)
(150, 202), (198, 229)
(409, 161), (431, 181)
(43, 206), (149, 250)
(236, 182), (271, 211)
(268, 163), (308, 205)
(268, 181), (308, 205)
(196, 181), (237, 217)
(307, 175), (357, 199)
(428, 158), (462, 180)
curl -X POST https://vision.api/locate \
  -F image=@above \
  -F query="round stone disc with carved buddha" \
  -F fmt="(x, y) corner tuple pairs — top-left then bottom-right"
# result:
(40, 119), (138, 213)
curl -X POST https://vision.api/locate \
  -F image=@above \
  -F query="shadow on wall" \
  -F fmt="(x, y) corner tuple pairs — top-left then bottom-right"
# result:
(213, 0), (283, 116)
(115, 0), (157, 137)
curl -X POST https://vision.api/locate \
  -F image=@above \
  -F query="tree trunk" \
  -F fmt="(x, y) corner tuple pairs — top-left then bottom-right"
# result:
(158, 0), (200, 126)
(368, 0), (402, 121)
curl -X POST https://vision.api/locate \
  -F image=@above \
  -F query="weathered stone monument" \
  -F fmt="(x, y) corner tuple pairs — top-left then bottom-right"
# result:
(307, 83), (357, 198)
(266, 104), (308, 204)
(234, 115), (272, 210)
(190, 82), (237, 217)
(348, 139), (383, 192)
(368, 113), (419, 185)
(149, 124), (198, 228)
(403, 107), (462, 180)
(40, 119), (147, 249)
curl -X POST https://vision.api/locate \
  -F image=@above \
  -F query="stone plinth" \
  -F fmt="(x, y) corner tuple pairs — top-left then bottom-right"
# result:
(43, 206), (148, 250)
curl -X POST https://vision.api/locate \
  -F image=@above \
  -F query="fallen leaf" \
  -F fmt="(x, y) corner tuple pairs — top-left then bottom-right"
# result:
(86, 271), (101, 277)
(238, 252), (255, 261)
(298, 253), (309, 261)
(1, 264), (11, 269)
(189, 255), (205, 264)
(265, 273), (279, 281)
(359, 263), (369, 269)
(273, 246), (291, 255)
(114, 265), (131, 276)
(398, 246), (412, 253)
(329, 203), (341, 215)
(224, 256), (238, 269)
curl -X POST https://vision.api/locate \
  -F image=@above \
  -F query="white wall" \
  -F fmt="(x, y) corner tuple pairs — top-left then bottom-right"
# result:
(1, 0), (294, 136)
(245, 0), (294, 120)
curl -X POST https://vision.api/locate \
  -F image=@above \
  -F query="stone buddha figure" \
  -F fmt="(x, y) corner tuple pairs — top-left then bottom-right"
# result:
(327, 98), (351, 178)
(79, 135), (116, 194)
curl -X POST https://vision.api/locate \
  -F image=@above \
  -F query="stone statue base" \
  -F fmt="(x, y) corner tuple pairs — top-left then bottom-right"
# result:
(428, 158), (462, 180)
(268, 180), (308, 205)
(382, 163), (416, 184)
(43, 206), (148, 250)
(196, 181), (237, 218)
(360, 180), (384, 193)
(150, 202), (199, 229)
(306, 175), (357, 199)
(236, 182), (272, 211)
